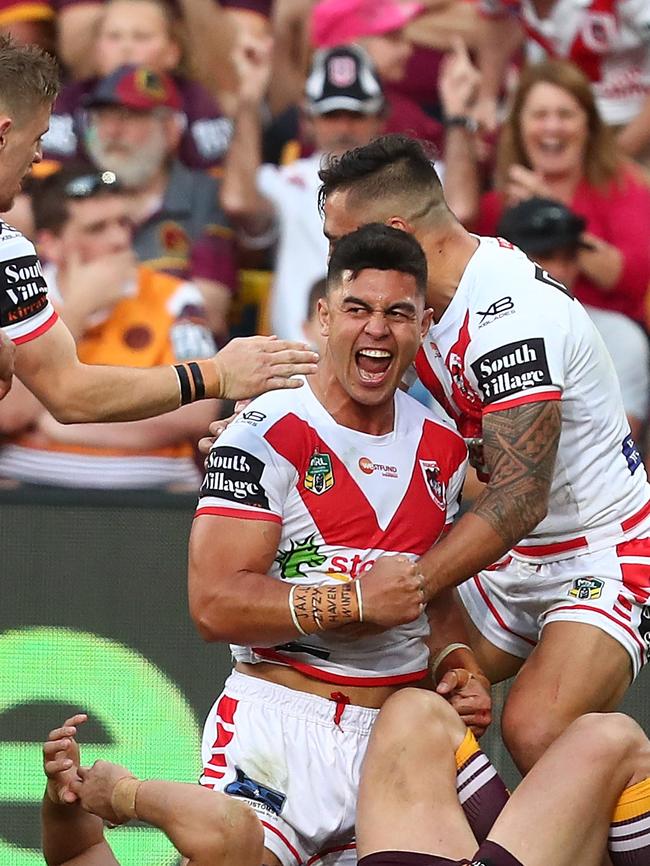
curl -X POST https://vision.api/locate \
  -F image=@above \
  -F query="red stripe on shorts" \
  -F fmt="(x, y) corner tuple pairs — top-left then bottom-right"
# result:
(215, 694), (239, 725)
(208, 753), (227, 767)
(213, 723), (234, 748)
(473, 574), (537, 647)
(202, 767), (225, 779)
(306, 843), (357, 865)
(261, 820), (301, 864)
(550, 604), (646, 657)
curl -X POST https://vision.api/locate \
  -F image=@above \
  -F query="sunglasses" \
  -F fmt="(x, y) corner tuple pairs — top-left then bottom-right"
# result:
(64, 171), (122, 199)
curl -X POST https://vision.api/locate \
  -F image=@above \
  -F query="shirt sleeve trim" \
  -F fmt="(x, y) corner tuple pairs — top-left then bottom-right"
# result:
(11, 309), (58, 345)
(194, 505), (282, 524)
(482, 389), (561, 414)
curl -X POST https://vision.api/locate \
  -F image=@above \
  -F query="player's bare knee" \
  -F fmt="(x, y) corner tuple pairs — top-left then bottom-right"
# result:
(501, 698), (569, 771)
(199, 799), (264, 866)
(572, 713), (650, 784)
(377, 689), (465, 748)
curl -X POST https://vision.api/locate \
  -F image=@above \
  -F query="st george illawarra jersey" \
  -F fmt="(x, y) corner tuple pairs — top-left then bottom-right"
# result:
(414, 236), (650, 562)
(195, 381), (467, 686)
(0, 220), (57, 344)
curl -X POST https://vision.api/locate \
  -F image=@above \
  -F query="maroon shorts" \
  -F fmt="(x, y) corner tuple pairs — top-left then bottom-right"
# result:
(358, 840), (524, 866)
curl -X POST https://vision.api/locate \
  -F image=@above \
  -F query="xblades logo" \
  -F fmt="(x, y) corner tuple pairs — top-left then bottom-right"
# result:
(477, 296), (514, 325)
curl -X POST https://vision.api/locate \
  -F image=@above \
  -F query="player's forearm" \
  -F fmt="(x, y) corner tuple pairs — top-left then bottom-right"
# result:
(419, 509), (512, 598)
(220, 99), (274, 234)
(44, 362), (183, 423)
(190, 568), (360, 645)
(41, 793), (110, 866)
(420, 401), (560, 597)
(426, 587), (486, 680)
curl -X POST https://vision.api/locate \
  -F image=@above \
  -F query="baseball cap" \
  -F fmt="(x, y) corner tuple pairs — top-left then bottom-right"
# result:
(496, 198), (593, 254)
(305, 45), (385, 116)
(311, 0), (423, 48)
(85, 65), (182, 112)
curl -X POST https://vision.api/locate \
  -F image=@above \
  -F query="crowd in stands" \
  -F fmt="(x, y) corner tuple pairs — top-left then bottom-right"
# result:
(1, 0), (649, 490)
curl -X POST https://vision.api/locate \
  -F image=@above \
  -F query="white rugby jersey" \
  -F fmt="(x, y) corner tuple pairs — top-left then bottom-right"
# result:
(480, 0), (650, 125)
(0, 220), (57, 344)
(195, 381), (467, 686)
(414, 236), (650, 561)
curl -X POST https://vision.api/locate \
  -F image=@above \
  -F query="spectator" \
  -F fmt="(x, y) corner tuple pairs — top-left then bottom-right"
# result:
(221, 40), (384, 343)
(453, 59), (650, 327)
(44, 0), (233, 173)
(82, 64), (237, 337)
(0, 0), (54, 52)
(0, 165), (219, 489)
(473, 0), (650, 165)
(57, 0), (271, 112)
(497, 196), (649, 443)
(311, 0), (446, 148)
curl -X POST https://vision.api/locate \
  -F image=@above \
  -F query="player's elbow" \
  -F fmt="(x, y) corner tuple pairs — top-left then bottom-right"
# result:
(190, 589), (233, 643)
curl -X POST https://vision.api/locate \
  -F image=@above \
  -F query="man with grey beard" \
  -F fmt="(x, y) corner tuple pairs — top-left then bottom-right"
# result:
(83, 65), (235, 338)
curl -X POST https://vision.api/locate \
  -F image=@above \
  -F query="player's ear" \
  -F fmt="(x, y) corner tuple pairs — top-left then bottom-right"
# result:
(421, 307), (433, 340)
(318, 296), (330, 337)
(0, 117), (12, 150)
(386, 216), (411, 233)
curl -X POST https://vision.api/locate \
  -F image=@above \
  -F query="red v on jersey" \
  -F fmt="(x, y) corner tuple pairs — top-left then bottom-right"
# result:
(264, 413), (465, 556)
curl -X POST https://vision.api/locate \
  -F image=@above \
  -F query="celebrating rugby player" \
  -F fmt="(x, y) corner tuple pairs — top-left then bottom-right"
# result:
(189, 225), (497, 866)
(319, 134), (650, 781)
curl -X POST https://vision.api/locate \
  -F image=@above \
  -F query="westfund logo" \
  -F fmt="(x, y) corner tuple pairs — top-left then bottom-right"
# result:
(470, 338), (552, 405)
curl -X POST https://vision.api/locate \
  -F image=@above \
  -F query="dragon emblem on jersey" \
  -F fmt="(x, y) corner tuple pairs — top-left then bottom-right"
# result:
(445, 311), (482, 436)
(275, 534), (326, 580)
(304, 450), (334, 495)
(419, 460), (446, 510)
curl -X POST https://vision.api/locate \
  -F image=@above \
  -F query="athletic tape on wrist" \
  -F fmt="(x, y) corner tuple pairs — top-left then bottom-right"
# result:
(110, 775), (142, 824)
(290, 583), (360, 635)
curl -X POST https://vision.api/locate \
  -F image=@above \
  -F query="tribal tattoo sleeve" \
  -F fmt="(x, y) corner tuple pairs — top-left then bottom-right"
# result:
(471, 400), (562, 548)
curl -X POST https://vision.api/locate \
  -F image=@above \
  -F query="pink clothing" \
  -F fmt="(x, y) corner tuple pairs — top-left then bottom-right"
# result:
(476, 166), (650, 323)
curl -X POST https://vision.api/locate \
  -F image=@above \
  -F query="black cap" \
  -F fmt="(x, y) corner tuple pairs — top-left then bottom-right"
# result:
(305, 44), (385, 117)
(497, 197), (592, 255)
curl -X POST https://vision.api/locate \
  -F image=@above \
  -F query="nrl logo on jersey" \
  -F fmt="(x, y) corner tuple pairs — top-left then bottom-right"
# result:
(568, 577), (603, 600)
(419, 459), (445, 510)
(304, 450), (334, 495)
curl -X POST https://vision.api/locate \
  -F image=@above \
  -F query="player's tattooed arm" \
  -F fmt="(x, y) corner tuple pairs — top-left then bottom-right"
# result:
(470, 400), (562, 548)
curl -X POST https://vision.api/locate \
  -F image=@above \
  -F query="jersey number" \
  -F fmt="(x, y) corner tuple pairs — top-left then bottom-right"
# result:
(534, 264), (573, 298)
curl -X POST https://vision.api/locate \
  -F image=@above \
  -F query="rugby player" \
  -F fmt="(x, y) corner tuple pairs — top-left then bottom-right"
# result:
(0, 36), (318, 414)
(318, 134), (650, 780)
(42, 703), (650, 866)
(189, 224), (499, 866)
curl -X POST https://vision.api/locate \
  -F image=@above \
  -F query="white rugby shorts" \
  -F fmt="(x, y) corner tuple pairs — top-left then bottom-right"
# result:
(200, 670), (378, 866)
(458, 534), (650, 678)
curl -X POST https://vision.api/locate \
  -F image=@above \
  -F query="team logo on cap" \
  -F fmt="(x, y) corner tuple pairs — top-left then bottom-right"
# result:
(328, 56), (357, 87)
(304, 451), (334, 495)
(135, 68), (166, 100)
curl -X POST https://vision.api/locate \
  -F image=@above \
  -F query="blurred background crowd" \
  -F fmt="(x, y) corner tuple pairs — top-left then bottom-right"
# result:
(0, 0), (649, 491)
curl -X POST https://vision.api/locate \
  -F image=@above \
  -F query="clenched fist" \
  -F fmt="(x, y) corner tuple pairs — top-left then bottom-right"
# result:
(359, 555), (426, 628)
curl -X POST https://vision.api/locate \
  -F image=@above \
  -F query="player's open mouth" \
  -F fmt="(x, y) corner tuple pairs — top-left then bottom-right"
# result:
(355, 348), (393, 384)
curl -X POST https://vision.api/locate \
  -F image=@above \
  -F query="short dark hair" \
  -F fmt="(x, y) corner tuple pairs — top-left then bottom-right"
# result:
(327, 223), (427, 296)
(0, 35), (60, 122)
(32, 163), (123, 234)
(318, 134), (445, 220)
